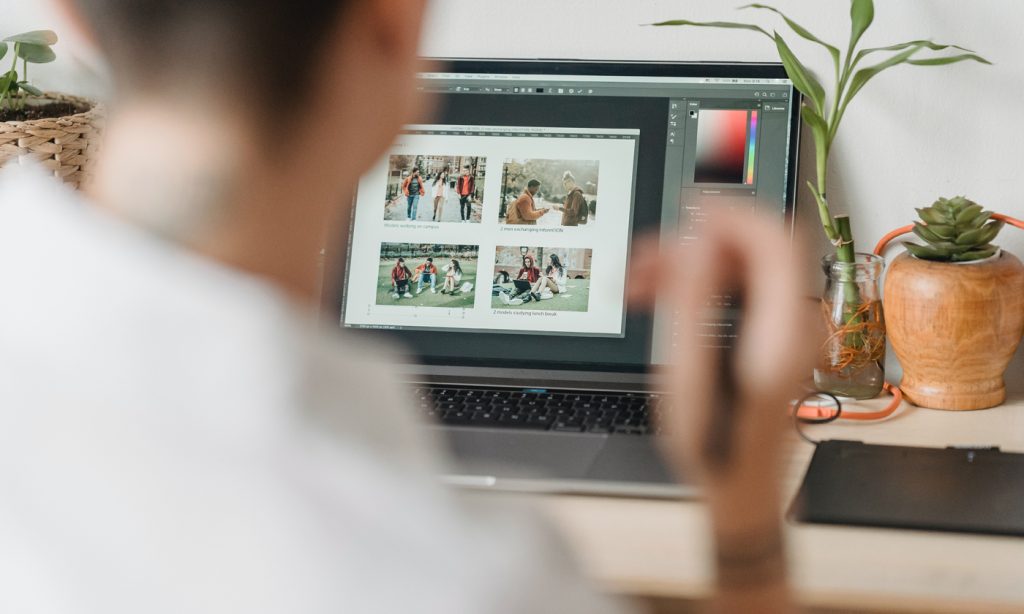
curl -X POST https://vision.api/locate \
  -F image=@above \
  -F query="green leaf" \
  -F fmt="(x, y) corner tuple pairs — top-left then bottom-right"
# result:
(3, 30), (58, 46)
(913, 222), (944, 244)
(649, 19), (772, 39)
(904, 242), (949, 261)
(854, 40), (974, 67)
(906, 53), (992, 66)
(916, 207), (946, 225)
(962, 210), (993, 230)
(17, 43), (56, 64)
(925, 224), (955, 240)
(954, 203), (983, 225)
(849, 0), (875, 50)
(0, 42), (7, 62)
(978, 220), (1005, 244)
(774, 32), (826, 115)
(17, 81), (42, 96)
(952, 245), (998, 262)
(0, 70), (18, 95)
(740, 4), (840, 67)
(843, 44), (926, 109)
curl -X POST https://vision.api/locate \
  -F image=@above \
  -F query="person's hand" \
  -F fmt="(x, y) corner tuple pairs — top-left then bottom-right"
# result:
(629, 212), (810, 612)
(628, 212), (813, 503)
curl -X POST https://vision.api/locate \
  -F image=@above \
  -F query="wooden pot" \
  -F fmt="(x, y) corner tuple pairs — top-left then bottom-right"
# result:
(884, 251), (1024, 410)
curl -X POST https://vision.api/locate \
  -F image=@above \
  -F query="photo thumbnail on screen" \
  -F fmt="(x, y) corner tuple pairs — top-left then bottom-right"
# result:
(491, 245), (593, 312)
(383, 155), (486, 223)
(500, 159), (598, 227)
(378, 243), (480, 308)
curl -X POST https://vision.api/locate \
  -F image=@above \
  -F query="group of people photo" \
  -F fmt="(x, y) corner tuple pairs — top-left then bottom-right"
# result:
(491, 246), (593, 312)
(500, 159), (599, 227)
(377, 243), (479, 309)
(383, 155), (485, 223)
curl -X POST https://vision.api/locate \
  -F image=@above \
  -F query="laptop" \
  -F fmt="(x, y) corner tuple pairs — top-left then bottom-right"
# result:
(330, 59), (799, 498)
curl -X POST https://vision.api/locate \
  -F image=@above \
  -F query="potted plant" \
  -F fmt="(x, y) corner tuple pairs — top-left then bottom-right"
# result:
(884, 197), (1024, 410)
(0, 30), (102, 189)
(653, 0), (989, 398)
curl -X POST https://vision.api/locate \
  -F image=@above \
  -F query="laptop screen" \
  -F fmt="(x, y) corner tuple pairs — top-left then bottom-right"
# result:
(337, 60), (797, 375)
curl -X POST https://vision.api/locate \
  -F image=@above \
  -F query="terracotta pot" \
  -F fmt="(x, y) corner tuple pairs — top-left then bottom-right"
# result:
(884, 251), (1024, 410)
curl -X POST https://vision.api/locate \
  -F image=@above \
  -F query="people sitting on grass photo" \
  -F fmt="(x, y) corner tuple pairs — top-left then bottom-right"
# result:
(441, 259), (463, 294)
(390, 258), (414, 299)
(414, 257), (438, 294)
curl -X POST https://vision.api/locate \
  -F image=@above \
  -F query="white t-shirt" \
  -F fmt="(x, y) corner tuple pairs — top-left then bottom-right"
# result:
(443, 263), (462, 283)
(0, 165), (632, 614)
(432, 177), (448, 198)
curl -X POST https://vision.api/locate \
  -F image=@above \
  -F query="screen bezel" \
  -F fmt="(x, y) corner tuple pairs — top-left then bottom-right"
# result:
(327, 58), (801, 383)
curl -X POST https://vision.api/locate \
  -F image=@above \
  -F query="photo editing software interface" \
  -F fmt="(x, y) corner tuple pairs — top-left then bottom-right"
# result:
(341, 68), (795, 371)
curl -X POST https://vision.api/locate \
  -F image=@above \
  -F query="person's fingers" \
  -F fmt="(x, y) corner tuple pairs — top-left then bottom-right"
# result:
(626, 233), (663, 306)
(653, 209), (810, 476)
(714, 213), (808, 401)
(656, 234), (727, 467)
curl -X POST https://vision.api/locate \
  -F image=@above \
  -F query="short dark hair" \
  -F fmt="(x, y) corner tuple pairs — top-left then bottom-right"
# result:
(74, 0), (350, 104)
(527, 179), (541, 189)
(427, 257), (433, 262)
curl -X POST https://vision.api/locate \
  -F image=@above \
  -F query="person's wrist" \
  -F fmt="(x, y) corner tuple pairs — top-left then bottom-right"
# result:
(708, 510), (789, 599)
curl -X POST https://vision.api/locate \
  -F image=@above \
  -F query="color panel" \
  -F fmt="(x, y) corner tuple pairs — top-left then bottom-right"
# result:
(745, 110), (758, 185)
(694, 109), (748, 184)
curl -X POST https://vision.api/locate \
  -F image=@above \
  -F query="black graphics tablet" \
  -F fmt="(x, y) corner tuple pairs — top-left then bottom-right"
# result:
(793, 440), (1024, 537)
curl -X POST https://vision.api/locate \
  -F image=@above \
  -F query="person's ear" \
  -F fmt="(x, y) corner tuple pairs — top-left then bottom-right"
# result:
(364, 0), (428, 63)
(49, 0), (100, 47)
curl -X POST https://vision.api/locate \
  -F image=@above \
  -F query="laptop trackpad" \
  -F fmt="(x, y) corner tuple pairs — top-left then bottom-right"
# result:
(443, 428), (605, 479)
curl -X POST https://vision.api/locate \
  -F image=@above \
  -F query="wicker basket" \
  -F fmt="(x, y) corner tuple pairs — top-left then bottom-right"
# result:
(0, 93), (103, 189)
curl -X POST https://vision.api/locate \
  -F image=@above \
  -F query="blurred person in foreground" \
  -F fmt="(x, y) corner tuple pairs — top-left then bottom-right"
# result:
(0, 1), (810, 613)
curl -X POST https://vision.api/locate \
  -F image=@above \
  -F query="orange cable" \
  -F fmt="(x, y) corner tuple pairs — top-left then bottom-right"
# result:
(794, 382), (902, 422)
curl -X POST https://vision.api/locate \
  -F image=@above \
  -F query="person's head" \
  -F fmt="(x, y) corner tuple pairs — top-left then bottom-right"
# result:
(396, 257), (405, 266)
(549, 254), (563, 271)
(426, 257), (433, 263)
(59, 0), (429, 297)
(451, 259), (461, 271)
(523, 255), (534, 268)
(412, 168), (421, 177)
(526, 179), (541, 195)
(461, 165), (471, 176)
(562, 171), (576, 191)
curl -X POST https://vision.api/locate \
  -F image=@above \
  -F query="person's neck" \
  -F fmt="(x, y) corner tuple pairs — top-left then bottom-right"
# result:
(89, 99), (348, 305)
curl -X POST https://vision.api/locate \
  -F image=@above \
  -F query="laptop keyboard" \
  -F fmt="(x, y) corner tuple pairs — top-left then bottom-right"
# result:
(413, 385), (659, 435)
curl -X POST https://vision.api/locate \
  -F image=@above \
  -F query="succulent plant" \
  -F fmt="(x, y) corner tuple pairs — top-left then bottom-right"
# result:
(904, 196), (1004, 262)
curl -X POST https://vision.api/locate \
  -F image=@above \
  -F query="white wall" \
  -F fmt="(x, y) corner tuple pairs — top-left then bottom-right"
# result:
(8, 0), (1024, 379)
(9, 0), (1023, 258)
(418, 0), (1024, 264)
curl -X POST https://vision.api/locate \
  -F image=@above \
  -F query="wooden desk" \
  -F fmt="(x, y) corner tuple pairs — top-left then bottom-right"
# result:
(540, 393), (1024, 613)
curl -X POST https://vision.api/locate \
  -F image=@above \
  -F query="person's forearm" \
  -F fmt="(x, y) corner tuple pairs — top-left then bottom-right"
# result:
(706, 490), (793, 614)
(702, 399), (795, 614)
